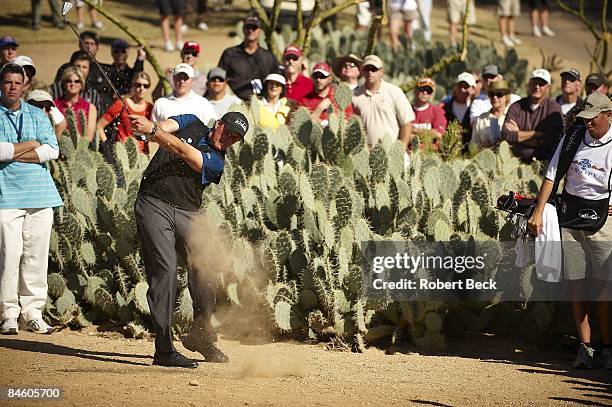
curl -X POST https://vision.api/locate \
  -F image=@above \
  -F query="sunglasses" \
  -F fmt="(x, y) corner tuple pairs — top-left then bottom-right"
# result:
(417, 87), (433, 94)
(489, 92), (507, 98)
(363, 66), (380, 73)
(561, 76), (578, 82)
(183, 50), (198, 57)
(209, 77), (225, 83)
(342, 62), (357, 69)
(284, 55), (299, 62)
(312, 72), (329, 80)
(244, 24), (259, 31)
(134, 82), (150, 89)
(64, 79), (82, 84)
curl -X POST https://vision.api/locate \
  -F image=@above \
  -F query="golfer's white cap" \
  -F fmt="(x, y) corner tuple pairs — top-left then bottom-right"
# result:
(529, 68), (551, 84)
(173, 63), (194, 79)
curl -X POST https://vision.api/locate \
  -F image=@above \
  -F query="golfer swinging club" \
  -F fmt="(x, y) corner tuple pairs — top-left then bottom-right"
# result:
(130, 111), (248, 368)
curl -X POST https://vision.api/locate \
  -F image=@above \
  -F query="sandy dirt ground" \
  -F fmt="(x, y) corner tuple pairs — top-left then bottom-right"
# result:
(0, 329), (611, 406)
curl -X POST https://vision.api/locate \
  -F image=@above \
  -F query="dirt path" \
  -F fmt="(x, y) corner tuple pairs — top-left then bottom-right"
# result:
(0, 330), (610, 406)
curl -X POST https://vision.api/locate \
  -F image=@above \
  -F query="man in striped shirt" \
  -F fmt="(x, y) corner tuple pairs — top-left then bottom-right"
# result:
(0, 63), (63, 335)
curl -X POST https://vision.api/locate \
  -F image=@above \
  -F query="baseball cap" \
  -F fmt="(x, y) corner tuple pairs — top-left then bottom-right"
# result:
(585, 73), (607, 88)
(482, 64), (499, 77)
(221, 111), (249, 140)
(244, 16), (261, 28)
(182, 41), (201, 55)
(283, 45), (302, 58)
(456, 72), (476, 87)
(111, 38), (129, 50)
(362, 55), (383, 70)
(529, 68), (551, 84)
(416, 77), (435, 92)
(12, 55), (36, 77)
(560, 68), (581, 81)
(26, 89), (56, 106)
(207, 67), (227, 81)
(0, 35), (18, 48)
(173, 63), (194, 79)
(312, 62), (331, 77)
(576, 92), (612, 119)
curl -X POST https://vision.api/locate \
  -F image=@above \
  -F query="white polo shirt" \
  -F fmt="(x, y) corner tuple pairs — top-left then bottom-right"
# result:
(352, 80), (415, 146)
(152, 90), (218, 125)
(546, 124), (612, 202)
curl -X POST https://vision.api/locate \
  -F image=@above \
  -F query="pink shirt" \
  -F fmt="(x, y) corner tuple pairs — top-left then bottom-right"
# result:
(412, 103), (447, 134)
(54, 96), (91, 135)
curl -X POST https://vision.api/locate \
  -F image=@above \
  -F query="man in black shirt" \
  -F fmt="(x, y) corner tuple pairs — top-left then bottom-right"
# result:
(218, 15), (279, 100)
(130, 111), (248, 368)
(98, 39), (145, 112)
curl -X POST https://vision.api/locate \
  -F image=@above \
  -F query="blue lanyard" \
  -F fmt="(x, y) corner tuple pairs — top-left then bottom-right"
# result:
(5, 110), (24, 141)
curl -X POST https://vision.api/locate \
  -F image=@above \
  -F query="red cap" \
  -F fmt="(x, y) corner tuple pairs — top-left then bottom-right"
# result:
(283, 45), (302, 58)
(182, 41), (201, 55)
(312, 62), (331, 77)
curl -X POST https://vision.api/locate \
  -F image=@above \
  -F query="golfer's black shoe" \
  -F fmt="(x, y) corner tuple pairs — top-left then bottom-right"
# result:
(152, 351), (198, 368)
(183, 336), (229, 363)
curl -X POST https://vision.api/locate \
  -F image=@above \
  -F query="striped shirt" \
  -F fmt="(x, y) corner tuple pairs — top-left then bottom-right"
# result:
(0, 101), (63, 209)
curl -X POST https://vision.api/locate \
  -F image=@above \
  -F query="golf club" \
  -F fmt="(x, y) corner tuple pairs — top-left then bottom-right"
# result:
(61, 2), (129, 112)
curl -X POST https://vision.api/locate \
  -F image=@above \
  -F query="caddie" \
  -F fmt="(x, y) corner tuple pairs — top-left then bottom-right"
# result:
(130, 110), (249, 368)
(528, 91), (612, 370)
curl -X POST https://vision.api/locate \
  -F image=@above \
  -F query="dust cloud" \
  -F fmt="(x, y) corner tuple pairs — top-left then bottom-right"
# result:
(240, 352), (307, 378)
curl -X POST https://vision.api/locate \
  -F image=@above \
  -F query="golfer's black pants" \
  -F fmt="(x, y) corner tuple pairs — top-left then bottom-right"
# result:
(134, 194), (216, 354)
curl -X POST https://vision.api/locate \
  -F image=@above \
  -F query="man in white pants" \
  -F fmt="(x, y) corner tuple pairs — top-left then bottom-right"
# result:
(0, 63), (63, 335)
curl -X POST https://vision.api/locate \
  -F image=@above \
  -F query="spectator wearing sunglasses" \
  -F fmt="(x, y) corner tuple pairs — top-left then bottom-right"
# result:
(299, 62), (353, 127)
(469, 80), (511, 152)
(100, 39), (146, 106)
(411, 77), (447, 144)
(218, 16), (279, 101)
(26, 89), (67, 140)
(96, 72), (153, 154)
(352, 55), (414, 148)
(555, 69), (583, 117)
(469, 65), (521, 125)
(332, 54), (363, 91)
(160, 42), (207, 98)
(204, 67), (241, 119)
(53, 66), (97, 142)
(282, 45), (313, 102)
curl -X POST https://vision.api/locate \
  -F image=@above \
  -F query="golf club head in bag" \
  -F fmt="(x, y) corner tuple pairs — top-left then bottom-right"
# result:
(496, 192), (536, 239)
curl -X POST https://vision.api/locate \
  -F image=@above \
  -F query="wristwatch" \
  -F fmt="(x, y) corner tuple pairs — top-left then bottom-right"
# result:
(149, 123), (158, 141)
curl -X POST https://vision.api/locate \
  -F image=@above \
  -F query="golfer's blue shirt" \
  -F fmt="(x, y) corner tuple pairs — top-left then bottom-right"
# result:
(169, 114), (225, 186)
(0, 101), (63, 209)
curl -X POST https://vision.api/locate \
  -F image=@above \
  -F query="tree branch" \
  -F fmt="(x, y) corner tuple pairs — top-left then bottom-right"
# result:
(312, 0), (360, 27)
(296, 0), (304, 44)
(300, 0), (321, 56)
(554, 0), (601, 40)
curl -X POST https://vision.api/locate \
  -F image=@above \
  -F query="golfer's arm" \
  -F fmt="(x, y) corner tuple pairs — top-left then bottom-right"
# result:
(152, 121), (203, 173)
(533, 178), (554, 216)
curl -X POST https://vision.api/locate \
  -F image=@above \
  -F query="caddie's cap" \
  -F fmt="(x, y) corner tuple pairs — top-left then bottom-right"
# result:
(529, 68), (551, 84)
(482, 64), (500, 77)
(585, 73), (607, 88)
(416, 77), (435, 92)
(221, 111), (249, 140)
(173, 63), (194, 79)
(26, 89), (56, 106)
(456, 72), (476, 87)
(362, 55), (383, 70)
(12, 55), (36, 77)
(0, 35), (18, 48)
(576, 92), (612, 119)
(207, 67), (226, 81)
(560, 68), (581, 81)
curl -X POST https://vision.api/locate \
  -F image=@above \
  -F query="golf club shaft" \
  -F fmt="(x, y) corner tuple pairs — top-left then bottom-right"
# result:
(62, 16), (129, 112)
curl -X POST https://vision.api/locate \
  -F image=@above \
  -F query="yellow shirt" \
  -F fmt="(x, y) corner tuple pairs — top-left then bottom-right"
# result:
(257, 97), (290, 130)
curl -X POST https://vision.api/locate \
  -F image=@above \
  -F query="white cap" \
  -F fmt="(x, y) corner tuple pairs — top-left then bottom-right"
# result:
(264, 73), (286, 86)
(12, 55), (36, 76)
(456, 72), (476, 87)
(173, 63), (194, 79)
(26, 89), (55, 105)
(529, 68), (551, 84)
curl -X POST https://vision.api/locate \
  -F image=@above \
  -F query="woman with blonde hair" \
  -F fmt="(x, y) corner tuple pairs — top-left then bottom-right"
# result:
(96, 71), (153, 153)
(53, 66), (97, 142)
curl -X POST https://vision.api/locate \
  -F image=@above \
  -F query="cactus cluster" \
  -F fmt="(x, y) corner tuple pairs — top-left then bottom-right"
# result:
(46, 38), (560, 351)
